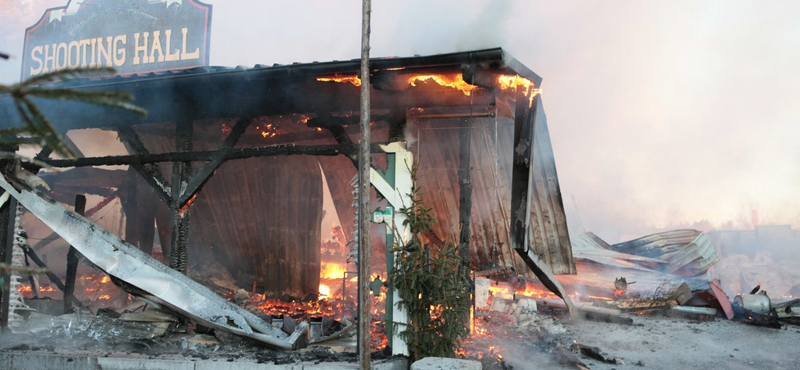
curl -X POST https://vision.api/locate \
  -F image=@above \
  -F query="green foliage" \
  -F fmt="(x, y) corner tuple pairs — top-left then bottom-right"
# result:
(0, 68), (146, 158)
(390, 166), (471, 361)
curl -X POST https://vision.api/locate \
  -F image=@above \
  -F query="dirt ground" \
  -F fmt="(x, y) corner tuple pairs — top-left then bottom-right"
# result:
(535, 316), (800, 370)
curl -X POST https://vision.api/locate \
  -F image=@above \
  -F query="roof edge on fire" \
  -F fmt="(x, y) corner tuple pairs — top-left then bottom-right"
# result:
(42, 47), (542, 89)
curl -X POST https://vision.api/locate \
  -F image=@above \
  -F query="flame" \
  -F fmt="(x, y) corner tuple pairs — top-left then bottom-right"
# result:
(407, 73), (478, 96)
(318, 284), (331, 300)
(16, 285), (57, 294)
(180, 193), (198, 215)
(496, 75), (542, 107)
(314, 72), (541, 107)
(316, 75), (362, 87)
(488, 283), (516, 300)
(221, 122), (232, 135)
(320, 261), (347, 280)
(100, 276), (110, 284)
(255, 122), (279, 138)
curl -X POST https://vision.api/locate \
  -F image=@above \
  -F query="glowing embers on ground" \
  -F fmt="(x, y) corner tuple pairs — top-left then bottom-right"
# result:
(254, 121), (279, 138)
(15, 285), (58, 294)
(17, 272), (121, 302)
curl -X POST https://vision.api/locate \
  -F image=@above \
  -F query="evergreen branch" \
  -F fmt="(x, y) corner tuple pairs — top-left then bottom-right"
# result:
(20, 96), (78, 158)
(16, 67), (116, 87)
(0, 152), (60, 171)
(0, 263), (51, 275)
(0, 67), (147, 159)
(25, 88), (147, 116)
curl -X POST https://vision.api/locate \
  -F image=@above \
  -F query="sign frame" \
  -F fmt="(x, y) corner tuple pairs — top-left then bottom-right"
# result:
(21, 0), (212, 80)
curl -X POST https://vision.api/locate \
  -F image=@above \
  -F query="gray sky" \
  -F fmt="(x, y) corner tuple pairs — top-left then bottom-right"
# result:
(2, 0), (799, 242)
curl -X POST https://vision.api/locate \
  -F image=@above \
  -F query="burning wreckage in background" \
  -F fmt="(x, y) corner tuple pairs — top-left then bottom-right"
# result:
(0, 48), (799, 368)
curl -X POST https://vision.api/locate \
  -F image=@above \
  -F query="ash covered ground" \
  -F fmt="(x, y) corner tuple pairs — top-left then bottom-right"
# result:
(0, 309), (394, 366)
(2, 302), (799, 369)
(462, 307), (800, 370)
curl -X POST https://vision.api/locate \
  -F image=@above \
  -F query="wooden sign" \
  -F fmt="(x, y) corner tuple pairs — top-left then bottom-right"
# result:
(21, 0), (212, 80)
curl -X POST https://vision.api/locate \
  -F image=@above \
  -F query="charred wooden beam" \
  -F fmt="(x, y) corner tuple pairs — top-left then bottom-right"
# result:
(326, 125), (358, 166)
(21, 239), (67, 292)
(307, 115), (361, 128)
(0, 196), (15, 332)
(122, 170), (157, 255)
(21, 147), (54, 173)
(509, 87), (534, 250)
(63, 195), (85, 314)
(458, 119), (472, 278)
(41, 144), (354, 168)
(118, 126), (172, 204)
(178, 116), (253, 208)
(386, 110), (407, 142)
(169, 121), (193, 274)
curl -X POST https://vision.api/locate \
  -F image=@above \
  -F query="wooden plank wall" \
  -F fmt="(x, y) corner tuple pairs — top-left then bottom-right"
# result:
(409, 116), (528, 274)
(133, 121), (325, 298)
(528, 98), (576, 275)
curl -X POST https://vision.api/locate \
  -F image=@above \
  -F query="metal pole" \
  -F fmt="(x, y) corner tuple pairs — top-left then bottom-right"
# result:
(358, 0), (372, 368)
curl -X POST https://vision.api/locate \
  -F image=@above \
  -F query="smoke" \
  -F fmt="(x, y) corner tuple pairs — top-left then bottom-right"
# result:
(4, 1), (800, 245)
(371, 0), (511, 56)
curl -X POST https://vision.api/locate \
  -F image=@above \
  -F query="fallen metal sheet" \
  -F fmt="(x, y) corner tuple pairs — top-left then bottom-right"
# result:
(0, 176), (307, 350)
(709, 278), (734, 320)
(611, 230), (719, 276)
(515, 246), (578, 319)
(571, 232), (669, 271)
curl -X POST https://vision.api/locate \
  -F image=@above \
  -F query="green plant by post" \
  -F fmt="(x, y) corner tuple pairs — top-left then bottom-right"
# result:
(389, 164), (471, 361)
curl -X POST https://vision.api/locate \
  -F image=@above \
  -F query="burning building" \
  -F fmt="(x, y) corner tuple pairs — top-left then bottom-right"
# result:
(0, 48), (576, 353)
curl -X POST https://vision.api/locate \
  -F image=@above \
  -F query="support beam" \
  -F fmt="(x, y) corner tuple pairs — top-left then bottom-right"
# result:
(63, 195), (86, 314)
(169, 121), (192, 274)
(117, 126), (172, 204)
(122, 172), (156, 255)
(41, 144), (354, 168)
(458, 119), (472, 282)
(326, 125), (358, 167)
(178, 116), (253, 208)
(509, 87), (534, 249)
(370, 142), (412, 357)
(21, 245), (66, 292)
(0, 196), (16, 332)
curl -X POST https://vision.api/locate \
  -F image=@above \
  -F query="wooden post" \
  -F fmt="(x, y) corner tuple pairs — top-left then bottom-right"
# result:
(458, 118), (473, 328)
(358, 0), (372, 368)
(169, 121), (193, 274)
(1, 196), (17, 332)
(458, 119), (472, 281)
(63, 194), (86, 314)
